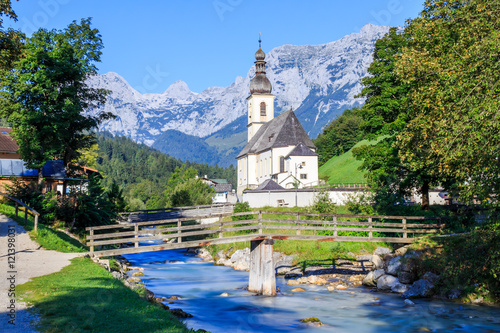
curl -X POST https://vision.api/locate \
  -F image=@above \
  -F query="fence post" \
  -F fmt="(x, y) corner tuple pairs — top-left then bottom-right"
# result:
(89, 228), (94, 254)
(368, 217), (373, 239)
(296, 212), (300, 235)
(218, 215), (223, 238)
(258, 211), (263, 235)
(177, 219), (182, 243)
(134, 223), (139, 248)
(34, 214), (38, 234)
(333, 215), (337, 237)
(25, 208), (28, 224)
(403, 218), (407, 239)
(15, 202), (18, 217)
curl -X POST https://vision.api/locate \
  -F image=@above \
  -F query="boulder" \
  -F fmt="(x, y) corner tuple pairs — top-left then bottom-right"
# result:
(170, 309), (193, 318)
(446, 289), (462, 300)
(398, 271), (416, 284)
(374, 247), (391, 256)
(197, 248), (212, 260)
(391, 282), (409, 294)
(291, 287), (306, 292)
(287, 279), (300, 286)
(395, 246), (409, 257)
(370, 255), (384, 270)
(230, 248), (250, 271)
(336, 284), (348, 290)
(386, 256), (402, 276)
(215, 250), (226, 260)
(376, 275), (399, 291)
(422, 272), (440, 285)
(402, 279), (435, 298)
(220, 292), (229, 297)
(111, 271), (124, 280)
(363, 269), (385, 287)
(404, 299), (415, 306)
(216, 258), (232, 266)
(275, 254), (296, 275)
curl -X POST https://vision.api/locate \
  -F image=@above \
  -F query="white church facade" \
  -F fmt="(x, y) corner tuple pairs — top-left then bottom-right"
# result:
(236, 41), (319, 195)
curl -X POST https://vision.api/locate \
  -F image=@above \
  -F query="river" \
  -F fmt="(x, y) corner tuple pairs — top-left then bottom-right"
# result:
(124, 249), (500, 333)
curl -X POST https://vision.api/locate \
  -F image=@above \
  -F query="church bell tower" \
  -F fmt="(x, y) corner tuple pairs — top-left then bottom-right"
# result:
(247, 34), (275, 141)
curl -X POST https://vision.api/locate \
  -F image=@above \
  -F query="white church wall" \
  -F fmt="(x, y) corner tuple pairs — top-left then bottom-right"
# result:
(242, 189), (447, 208)
(242, 189), (368, 208)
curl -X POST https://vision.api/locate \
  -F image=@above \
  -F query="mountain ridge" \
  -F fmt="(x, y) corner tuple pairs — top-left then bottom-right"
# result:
(88, 24), (390, 166)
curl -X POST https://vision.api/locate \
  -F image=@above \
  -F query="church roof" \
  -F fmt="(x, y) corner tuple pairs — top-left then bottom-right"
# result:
(237, 109), (316, 158)
(285, 143), (318, 158)
(254, 179), (284, 191)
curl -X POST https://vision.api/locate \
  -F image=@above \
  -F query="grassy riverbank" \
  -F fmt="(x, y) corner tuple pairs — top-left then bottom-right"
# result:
(17, 257), (192, 333)
(0, 202), (87, 253)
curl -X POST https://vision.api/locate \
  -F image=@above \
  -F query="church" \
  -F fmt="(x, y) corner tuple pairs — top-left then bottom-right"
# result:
(236, 41), (319, 195)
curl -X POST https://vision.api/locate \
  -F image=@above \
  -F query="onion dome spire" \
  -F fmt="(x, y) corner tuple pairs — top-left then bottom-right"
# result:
(250, 33), (272, 94)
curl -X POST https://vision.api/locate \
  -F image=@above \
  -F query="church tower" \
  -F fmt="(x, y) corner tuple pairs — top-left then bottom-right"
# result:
(247, 35), (275, 141)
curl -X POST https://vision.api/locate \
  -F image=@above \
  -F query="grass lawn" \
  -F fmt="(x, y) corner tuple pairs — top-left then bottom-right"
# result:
(0, 202), (88, 253)
(319, 137), (385, 184)
(17, 257), (192, 333)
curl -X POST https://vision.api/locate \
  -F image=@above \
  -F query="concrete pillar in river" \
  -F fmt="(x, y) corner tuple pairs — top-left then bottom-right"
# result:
(249, 238), (276, 296)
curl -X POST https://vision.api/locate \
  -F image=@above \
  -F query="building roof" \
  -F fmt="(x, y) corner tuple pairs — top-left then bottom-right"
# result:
(254, 179), (284, 191)
(237, 109), (316, 158)
(0, 128), (19, 153)
(211, 179), (228, 184)
(285, 143), (318, 158)
(214, 183), (232, 193)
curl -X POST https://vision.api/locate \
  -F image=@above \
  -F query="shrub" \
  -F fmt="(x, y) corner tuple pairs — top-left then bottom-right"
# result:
(232, 202), (253, 221)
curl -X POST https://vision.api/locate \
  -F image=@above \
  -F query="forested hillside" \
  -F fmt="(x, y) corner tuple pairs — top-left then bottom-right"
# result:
(95, 132), (236, 209)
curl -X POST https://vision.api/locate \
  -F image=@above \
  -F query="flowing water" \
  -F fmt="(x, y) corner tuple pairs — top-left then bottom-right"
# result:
(124, 249), (500, 333)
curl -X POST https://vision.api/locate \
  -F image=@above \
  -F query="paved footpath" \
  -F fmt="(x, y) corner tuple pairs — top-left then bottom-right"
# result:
(0, 215), (79, 332)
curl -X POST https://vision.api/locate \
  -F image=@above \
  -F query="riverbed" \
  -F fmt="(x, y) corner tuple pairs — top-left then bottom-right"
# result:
(124, 249), (500, 333)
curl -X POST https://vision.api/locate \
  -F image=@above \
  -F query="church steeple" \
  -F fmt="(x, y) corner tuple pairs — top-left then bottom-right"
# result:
(247, 33), (275, 142)
(250, 33), (272, 94)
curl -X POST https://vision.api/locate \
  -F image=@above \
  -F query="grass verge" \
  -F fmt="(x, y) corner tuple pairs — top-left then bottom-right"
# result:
(0, 202), (88, 253)
(17, 257), (192, 333)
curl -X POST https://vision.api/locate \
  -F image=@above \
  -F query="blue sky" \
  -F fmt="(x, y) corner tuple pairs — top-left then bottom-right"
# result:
(9, 0), (423, 93)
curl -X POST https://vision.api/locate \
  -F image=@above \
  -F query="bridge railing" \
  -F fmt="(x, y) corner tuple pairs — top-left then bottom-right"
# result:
(117, 203), (234, 222)
(86, 211), (445, 257)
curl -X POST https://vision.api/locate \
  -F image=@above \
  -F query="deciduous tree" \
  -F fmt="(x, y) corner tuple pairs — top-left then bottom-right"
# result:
(396, 0), (500, 204)
(0, 18), (113, 182)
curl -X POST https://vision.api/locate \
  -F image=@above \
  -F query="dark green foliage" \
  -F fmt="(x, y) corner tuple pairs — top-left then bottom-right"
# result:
(164, 166), (215, 207)
(95, 132), (236, 209)
(352, 27), (437, 209)
(106, 183), (127, 213)
(72, 175), (116, 230)
(232, 202), (253, 221)
(314, 108), (364, 166)
(417, 219), (500, 303)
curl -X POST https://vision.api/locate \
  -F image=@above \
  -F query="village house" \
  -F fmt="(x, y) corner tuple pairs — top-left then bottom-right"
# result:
(0, 127), (98, 194)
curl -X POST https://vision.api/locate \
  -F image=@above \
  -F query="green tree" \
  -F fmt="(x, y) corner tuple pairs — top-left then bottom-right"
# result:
(0, 18), (113, 181)
(0, 0), (23, 73)
(352, 27), (436, 209)
(164, 165), (215, 207)
(396, 0), (500, 205)
(314, 108), (364, 166)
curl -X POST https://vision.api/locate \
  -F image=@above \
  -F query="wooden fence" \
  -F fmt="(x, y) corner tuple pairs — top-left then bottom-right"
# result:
(117, 203), (234, 222)
(87, 211), (444, 257)
(0, 192), (41, 233)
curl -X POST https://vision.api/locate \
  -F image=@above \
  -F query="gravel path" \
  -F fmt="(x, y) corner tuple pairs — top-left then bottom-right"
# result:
(0, 215), (79, 332)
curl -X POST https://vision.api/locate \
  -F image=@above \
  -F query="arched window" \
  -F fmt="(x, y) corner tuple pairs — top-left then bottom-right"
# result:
(260, 102), (266, 116)
(279, 156), (285, 173)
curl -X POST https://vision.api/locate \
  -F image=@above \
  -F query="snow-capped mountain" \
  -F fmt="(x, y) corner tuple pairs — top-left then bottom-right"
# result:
(88, 24), (390, 165)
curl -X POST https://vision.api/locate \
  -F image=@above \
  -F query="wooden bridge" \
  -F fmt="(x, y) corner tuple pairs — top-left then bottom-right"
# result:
(86, 210), (444, 295)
